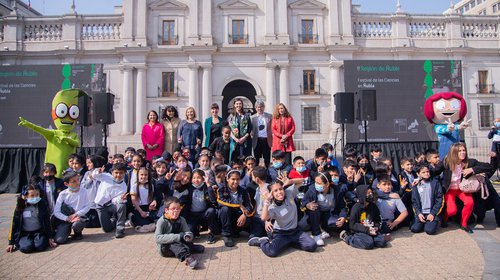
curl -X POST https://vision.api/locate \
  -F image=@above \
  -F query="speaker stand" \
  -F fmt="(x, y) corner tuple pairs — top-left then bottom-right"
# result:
(79, 126), (84, 148)
(341, 123), (345, 156)
(363, 120), (368, 154)
(102, 124), (108, 147)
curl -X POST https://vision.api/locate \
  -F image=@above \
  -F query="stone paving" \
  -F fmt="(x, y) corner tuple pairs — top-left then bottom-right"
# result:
(0, 193), (497, 280)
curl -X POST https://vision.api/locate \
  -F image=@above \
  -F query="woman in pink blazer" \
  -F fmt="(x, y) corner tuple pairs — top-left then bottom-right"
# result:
(271, 103), (296, 165)
(141, 110), (165, 161)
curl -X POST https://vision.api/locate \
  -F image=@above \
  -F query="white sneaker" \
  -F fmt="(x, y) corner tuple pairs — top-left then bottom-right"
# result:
(125, 220), (134, 227)
(320, 231), (330, 239)
(146, 223), (156, 232)
(314, 235), (324, 246)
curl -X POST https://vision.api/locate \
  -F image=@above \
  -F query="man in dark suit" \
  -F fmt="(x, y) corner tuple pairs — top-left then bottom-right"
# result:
(251, 100), (273, 167)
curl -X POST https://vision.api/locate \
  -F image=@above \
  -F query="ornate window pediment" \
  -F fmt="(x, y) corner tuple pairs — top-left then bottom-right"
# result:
(289, 0), (327, 11)
(149, 0), (188, 11)
(219, 0), (258, 11)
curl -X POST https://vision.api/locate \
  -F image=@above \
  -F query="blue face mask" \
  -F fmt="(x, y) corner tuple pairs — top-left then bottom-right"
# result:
(113, 179), (124, 184)
(272, 161), (283, 169)
(192, 183), (203, 189)
(314, 184), (324, 192)
(296, 166), (306, 173)
(69, 186), (79, 192)
(27, 197), (41, 205)
(332, 178), (340, 185)
(496, 122), (500, 128)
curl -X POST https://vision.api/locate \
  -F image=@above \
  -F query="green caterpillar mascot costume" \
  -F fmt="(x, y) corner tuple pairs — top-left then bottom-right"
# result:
(18, 89), (84, 178)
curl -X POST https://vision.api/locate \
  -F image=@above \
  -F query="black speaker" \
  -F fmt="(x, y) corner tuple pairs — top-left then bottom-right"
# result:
(334, 92), (355, 124)
(356, 90), (377, 121)
(92, 92), (115, 124)
(76, 93), (92, 127)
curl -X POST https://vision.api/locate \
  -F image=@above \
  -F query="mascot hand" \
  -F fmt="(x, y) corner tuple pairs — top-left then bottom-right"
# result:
(446, 118), (455, 132)
(458, 118), (472, 130)
(18, 117), (27, 127)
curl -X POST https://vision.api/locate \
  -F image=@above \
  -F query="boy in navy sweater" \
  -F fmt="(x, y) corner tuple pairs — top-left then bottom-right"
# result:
(267, 150), (292, 182)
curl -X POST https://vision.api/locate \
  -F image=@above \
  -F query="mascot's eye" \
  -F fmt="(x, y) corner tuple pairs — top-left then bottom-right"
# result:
(450, 99), (461, 109)
(55, 103), (68, 118)
(435, 100), (446, 110)
(69, 105), (80, 119)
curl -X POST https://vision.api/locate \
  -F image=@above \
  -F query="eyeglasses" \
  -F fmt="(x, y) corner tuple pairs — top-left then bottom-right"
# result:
(167, 208), (182, 212)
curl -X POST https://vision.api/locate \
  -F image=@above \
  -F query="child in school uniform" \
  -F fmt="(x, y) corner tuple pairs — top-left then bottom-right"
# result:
(209, 126), (232, 164)
(410, 164), (444, 235)
(125, 154), (144, 226)
(268, 150), (293, 182)
(81, 155), (106, 228)
(38, 163), (66, 215)
(171, 168), (192, 219)
(305, 148), (328, 179)
(131, 167), (159, 233)
(155, 197), (204, 269)
(302, 171), (349, 246)
(357, 154), (375, 186)
(340, 185), (388, 250)
(321, 143), (342, 172)
(250, 179), (317, 257)
(53, 171), (91, 244)
(398, 157), (419, 225)
(375, 175), (409, 235)
(69, 154), (87, 182)
(93, 163), (129, 238)
(187, 169), (219, 243)
(250, 166), (273, 234)
(6, 185), (57, 253)
(217, 169), (264, 247)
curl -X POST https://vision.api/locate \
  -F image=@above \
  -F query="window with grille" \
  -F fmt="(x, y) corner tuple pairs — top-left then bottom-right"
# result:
(478, 103), (493, 129)
(162, 72), (175, 97)
(300, 20), (316, 44)
(231, 20), (247, 44)
(478, 70), (489, 93)
(302, 105), (320, 133)
(303, 70), (316, 95)
(162, 20), (176, 45)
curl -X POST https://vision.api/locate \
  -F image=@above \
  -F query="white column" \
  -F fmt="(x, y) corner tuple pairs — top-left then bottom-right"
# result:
(135, 67), (147, 135)
(122, 0), (134, 42)
(266, 66), (276, 111)
(189, 0), (199, 38)
(202, 67), (212, 122)
(279, 66), (289, 107)
(136, 0), (147, 44)
(122, 67), (133, 135)
(265, 0), (275, 37)
(330, 65), (341, 136)
(188, 66), (199, 112)
(277, 0), (287, 35)
(340, 0), (354, 43)
(328, 0), (340, 43)
(202, 0), (211, 37)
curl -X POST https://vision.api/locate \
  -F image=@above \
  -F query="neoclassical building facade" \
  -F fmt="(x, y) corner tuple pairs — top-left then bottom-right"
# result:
(1, 0), (499, 155)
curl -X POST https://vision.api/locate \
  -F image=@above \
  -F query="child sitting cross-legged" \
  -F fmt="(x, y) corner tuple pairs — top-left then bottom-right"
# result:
(250, 176), (317, 257)
(375, 174), (409, 235)
(155, 197), (204, 269)
(53, 171), (91, 244)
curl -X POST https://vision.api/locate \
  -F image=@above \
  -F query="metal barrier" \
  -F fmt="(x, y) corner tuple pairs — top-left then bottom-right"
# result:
(464, 135), (494, 163)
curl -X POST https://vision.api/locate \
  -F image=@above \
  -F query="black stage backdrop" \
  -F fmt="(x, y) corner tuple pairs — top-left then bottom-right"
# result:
(0, 147), (103, 194)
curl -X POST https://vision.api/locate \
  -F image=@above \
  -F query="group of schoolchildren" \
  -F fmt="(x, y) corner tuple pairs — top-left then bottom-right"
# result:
(6, 144), (498, 270)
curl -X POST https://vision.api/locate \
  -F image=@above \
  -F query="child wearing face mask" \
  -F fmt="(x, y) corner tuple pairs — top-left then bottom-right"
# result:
(131, 167), (159, 233)
(53, 171), (90, 244)
(302, 171), (349, 247)
(305, 148), (329, 179)
(7, 185), (57, 253)
(356, 154), (375, 186)
(321, 143), (342, 172)
(81, 155), (106, 228)
(38, 163), (66, 215)
(267, 150), (292, 182)
(340, 185), (388, 250)
(187, 169), (219, 243)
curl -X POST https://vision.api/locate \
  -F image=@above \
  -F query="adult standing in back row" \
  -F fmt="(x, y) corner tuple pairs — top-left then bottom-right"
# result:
(227, 98), (253, 160)
(162, 106), (180, 154)
(177, 107), (203, 162)
(271, 103), (296, 165)
(251, 100), (272, 167)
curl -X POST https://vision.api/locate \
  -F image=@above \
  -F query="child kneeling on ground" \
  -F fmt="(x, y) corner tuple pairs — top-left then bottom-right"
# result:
(155, 197), (204, 269)
(53, 171), (91, 243)
(250, 177), (317, 257)
(340, 185), (388, 250)
(410, 164), (444, 235)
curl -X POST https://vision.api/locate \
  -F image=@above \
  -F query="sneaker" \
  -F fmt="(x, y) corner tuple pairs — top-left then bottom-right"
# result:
(313, 235), (324, 246)
(135, 226), (150, 233)
(222, 236), (235, 247)
(185, 256), (198, 269)
(259, 236), (270, 244)
(125, 220), (134, 227)
(73, 232), (83, 240)
(115, 230), (125, 239)
(206, 233), (216, 244)
(247, 236), (260, 247)
(460, 225), (474, 234)
(320, 231), (330, 239)
(191, 244), (205, 254)
(441, 220), (448, 228)
(339, 230), (348, 243)
(147, 223), (156, 232)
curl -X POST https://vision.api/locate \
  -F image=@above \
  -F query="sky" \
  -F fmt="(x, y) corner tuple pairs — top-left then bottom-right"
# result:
(28, 0), (453, 16)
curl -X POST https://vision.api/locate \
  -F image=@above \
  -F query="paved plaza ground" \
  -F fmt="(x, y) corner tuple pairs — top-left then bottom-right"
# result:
(0, 193), (498, 280)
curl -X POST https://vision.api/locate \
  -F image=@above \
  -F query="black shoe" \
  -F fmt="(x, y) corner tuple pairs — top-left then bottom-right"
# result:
(73, 232), (83, 240)
(460, 226), (474, 233)
(191, 244), (205, 254)
(222, 236), (235, 247)
(115, 230), (125, 238)
(441, 221), (448, 228)
(206, 233), (216, 244)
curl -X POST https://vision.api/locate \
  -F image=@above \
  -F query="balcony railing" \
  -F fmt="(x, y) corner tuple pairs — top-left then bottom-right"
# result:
(228, 34), (248, 44)
(298, 33), (318, 44)
(475, 83), (496, 94)
(161, 35), (178, 46)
